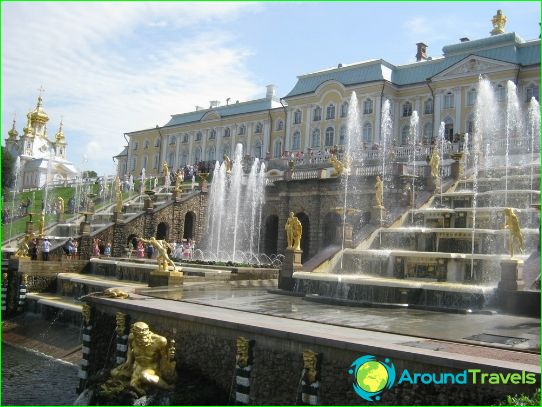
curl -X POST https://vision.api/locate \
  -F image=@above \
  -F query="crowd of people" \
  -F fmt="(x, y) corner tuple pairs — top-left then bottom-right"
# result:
(123, 238), (196, 261)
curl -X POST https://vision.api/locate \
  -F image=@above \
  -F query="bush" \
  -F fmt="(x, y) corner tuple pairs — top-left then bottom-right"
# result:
(497, 389), (540, 406)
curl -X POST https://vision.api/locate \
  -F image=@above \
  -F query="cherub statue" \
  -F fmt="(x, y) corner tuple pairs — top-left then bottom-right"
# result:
(375, 175), (384, 208)
(491, 9), (506, 35)
(285, 212), (303, 251)
(329, 154), (344, 176)
(139, 237), (177, 272)
(503, 208), (523, 258)
(14, 234), (32, 259)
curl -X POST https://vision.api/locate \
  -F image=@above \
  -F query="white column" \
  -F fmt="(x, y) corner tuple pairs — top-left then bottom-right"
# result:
(285, 112), (292, 155)
(188, 132), (194, 164)
(374, 94), (382, 142)
(434, 91), (442, 139)
(247, 122), (254, 157)
(231, 125), (237, 154)
(454, 87), (462, 134)
(201, 129), (207, 162)
(303, 105), (311, 152)
(175, 134), (181, 169)
(393, 98), (400, 144)
(159, 130), (166, 169)
(263, 119), (271, 158)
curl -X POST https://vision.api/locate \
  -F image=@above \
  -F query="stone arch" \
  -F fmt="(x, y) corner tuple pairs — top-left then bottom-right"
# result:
(183, 211), (196, 240)
(127, 233), (139, 250)
(264, 215), (279, 255)
(156, 222), (169, 240)
(296, 212), (310, 262)
(322, 212), (341, 247)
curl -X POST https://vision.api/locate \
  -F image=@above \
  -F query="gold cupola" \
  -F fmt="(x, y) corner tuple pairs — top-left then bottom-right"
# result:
(29, 93), (49, 125)
(23, 113), (34, 137)
(8, 119), (18, 139)
(55, 120), (65, 143)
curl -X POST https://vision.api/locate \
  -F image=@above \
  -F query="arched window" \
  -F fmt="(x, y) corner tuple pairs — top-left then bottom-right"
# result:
(496, 84), (505, 102)
(276, 120), (283, 131)
(401, 125), (410, 145)
(423, 122), (433, 142)
(144, 140), (149, 149)
(339, 126), (346, 145)
(238, 124), (246, 135)
(466, 88), (477, 106)
(254, 141), (262, 158)
(466, 114), (475, 134)
(207, 146), (215, 161)
(153, 154), (159, 169)
(292, 131), (301, 150)
(311, 129), (320, 147)
(273, 139), (282, 158)
(210, 129), (216, 139)
(325, 127), (334, 146)
(525, 83), (539, 102)
(224, 128), (230, 138)
(362, 122), (372, 142)
(182, 134), (189, 143)
(222, 144), (231, 157)
(443, 92), (454, 109)
(340, 102), (349, 118)
(293, 110), (302, 124)
(133, 141), (138, 150)
(154, 138), (161, 147)
(326, 104), (336, 120)
(363, 99), (373, 114)
(255, 122), (263, 133)
(313, 106), (322, 121)
(196, 131), (202, 141)
(169, 135), (176, 145)
(168, 152), (175, 167)
(424, 98), (433, 115)
(142, 156), (148, 169)
(194, 147), (202, 163)
(444, 117), (454, 141)
(402, 101), (413, 117)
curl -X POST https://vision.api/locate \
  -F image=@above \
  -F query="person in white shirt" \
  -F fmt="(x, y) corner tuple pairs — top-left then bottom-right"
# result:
(41, 238), (52, 261)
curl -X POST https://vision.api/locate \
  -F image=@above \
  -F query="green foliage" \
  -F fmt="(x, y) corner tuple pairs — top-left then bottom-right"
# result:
(497, 389), (540, 406)
(82, 170), (98, 178)
(1, 147), (15, 191)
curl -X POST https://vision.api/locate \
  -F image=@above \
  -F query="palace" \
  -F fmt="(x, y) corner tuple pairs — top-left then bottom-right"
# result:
(4, 93), (78, 190)
(117, 11), (539, 178)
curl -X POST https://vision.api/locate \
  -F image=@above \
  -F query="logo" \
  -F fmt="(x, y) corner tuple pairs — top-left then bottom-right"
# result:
(348, 355), (396, 402)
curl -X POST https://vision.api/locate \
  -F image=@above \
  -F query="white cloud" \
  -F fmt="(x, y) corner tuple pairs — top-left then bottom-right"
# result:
(2, 2), (264, 174)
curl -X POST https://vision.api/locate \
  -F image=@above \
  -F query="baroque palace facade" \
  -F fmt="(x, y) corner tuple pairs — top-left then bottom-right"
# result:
(116, 14), (539, 178)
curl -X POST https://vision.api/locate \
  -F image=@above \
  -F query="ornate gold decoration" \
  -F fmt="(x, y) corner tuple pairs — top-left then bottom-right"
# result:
(504, 208), (523, 258)
(223, 155), (231, 174)
(116, 312), (127, 336)
(139, 237), (177, 272)
(236, 336), (250, 368)
(175, 169), (184, 192)
(162, 162), (170, 185)
(114, 176), (123, 214)
(303, 349), (319, 384)
(375, 175), (384, 208)
(21, 274), (28, 285)
(81, 303), (92, 326)
(8, 119), (18, 139)
(430, 149), (440, 180)
(14, 234), (32, 258)
(55, 119), (65, 143)
(29, 89), (49, 125)
(108, 322), (176, 396)
(57, 197), (65, 216)
(329, 154), (344, 176)
(491, 9), (506, 35)
(285, 212), (302, 250)
(2, 273), (8, 284)
(39, 212), (45, 237)
(103, 288), (130, 299)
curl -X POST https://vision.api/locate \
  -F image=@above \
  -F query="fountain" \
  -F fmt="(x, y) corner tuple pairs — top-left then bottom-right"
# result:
(203, 143), (267, 264)
(8, 157), (21, 245)
(527, 97), (540, 205)
(504, 81), (523, 206)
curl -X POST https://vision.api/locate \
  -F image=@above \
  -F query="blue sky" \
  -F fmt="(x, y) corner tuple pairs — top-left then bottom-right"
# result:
(2, 1), (540, 175)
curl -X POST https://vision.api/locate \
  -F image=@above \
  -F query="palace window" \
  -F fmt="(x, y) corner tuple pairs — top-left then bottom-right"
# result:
(168, 152), (175, 167)
(401, 125), (410, 145)
(466, 88), (477, 106)
(276, 120), (284, 131)
(273, 139), (282, 158)
(131, 157), (137, 171)
(143, 156), (148, 169)
(292, 131), (301, 150)
(223, 145), (231, 157)
(325, 127), (334, 146)
(293, 110), (302, 124)
(224, 128), (230, 138)
(311, 129), (320, 148)
(340, 102), (349, 118)
(525, 84), (539, 102)
(363, 99), (373, 114)
(339, 126), (346, 145)
(496, 84), (505, 102)
(363, 123), (372, 142)
(209, 129), (216, 139)
(144, 140), (149, 149)
(402, 102), (413, 117)
(443, 92), (454, 109)
(194, 147), (202, 163)
(313, 106), (322, 121)
(153, 155), (159, 169)
(423, 123), (433, 141)
(169, 135), (176, 145)
(132, 141), (138, 150)
(444, 117), (454, 141)
(326, 104), (336, 120)
(182, 134), (189, 143)
(207, 147), (215, 161)
(238, 124), (246, 135)
(255, 122), (263, 133)
(196, 131), (203, 141)
(254, 141), (262, 158)
(424, 99), (433, 115)
(154, 138), (161, 147)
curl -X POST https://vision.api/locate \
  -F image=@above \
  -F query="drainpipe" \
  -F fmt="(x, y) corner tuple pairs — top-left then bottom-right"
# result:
(267, 108), (273, 160)
(279, 98), (288, 157)
(426, 78), (435, 143)
(514, 65), (521, 86)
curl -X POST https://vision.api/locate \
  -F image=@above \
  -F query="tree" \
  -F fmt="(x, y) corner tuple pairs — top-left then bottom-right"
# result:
(82, 170), (98, 178)
(1, 147), (15, 191)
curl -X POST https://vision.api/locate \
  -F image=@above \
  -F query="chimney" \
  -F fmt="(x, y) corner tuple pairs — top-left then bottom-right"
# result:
(209, 100), (220, 108)
(460, 37), (470, 42)
(195, 105), (205, 111)
(266, 84), (276, 100)
(415, 42), (428, 62)
(338, 63), (343, 68)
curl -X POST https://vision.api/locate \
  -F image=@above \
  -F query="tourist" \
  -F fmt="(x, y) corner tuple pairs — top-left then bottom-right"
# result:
(29, 239), (38, 261)
(41, 238), (52, 261)
(126, 241), (134, 258)
(93, 239), (101, 257)
(136, 241), (145, 258)
(104, 242), (112, 257)
(73, 240), (78, 259)
(146, 243), (154, 259)
(64, 238), (74, 260)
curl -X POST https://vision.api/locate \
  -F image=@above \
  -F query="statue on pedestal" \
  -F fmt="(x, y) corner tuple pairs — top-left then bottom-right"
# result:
(174, 169), (184, 192)
(285, 212), (302, 251)
(375, 176), (384, 208)
(162, 162), (170, 187)
(114, 176), (123, 214)
(329, 154), (344, 176)
(108, 322), (176, 396)
(57, 197), (64, 217)
(139, 237), (177, 272)
(504, 208), (523, 258)
(223, 154), (231, 175)
(430, 149), (440, 180)
(14, 234), (32, 258)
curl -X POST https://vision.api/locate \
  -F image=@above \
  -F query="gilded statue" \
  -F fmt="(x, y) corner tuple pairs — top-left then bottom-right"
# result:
(303, 349), (318, 384)
(14, 234), (32, 258)
(329, 154), (344, 176)
(116, 312), (127, 336)
(375, 175), (384, 208)
(162, 162), (170, 186)
(109, 322), (176, 396)
(139, 237), (177, 272)
(285, 212), (302, 251)
(491, 9), (506, 35)
(115, 176), (123, 213)
(104, 287), (130, 299)
(2, 273), (8, 284)
(504, 208), (523, 258)
(175, 169), (184, 192)
(429, 149), (440, 180)
(236, 336), (250, 368)
(82, 303), (92, 326)
(223, 154), (231, 174)
(57, 197), (64, 215)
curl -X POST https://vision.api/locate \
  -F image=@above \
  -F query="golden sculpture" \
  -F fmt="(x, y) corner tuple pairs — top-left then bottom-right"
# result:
(223, 154), (231, 174)
(375, 176), (384, 208)
(109, 322), (176, 396)
(14, 234), (32, 258)
(162, 162), (170, 186)
(82, 303), (92, 326)
(103, 287), (130, 299)
(2, 273), (8, 284)
(429, 149), (440, 180)
(285, 212), (302, 251)
(116, 312), (127, 336)
(236, 336), (250, 368)
(329, 154), (344, 176)
(57, 197), (64, 215)
(491, 9), (506, 35)
(21, 274), (28, 285)
(39, 213), (45, 237)
(115, 176), (123, 213)
(175, 169), (184, 192)
(302, 349), (318, 384)
(504, 208), (523, 258)
(139, 237), (177, 272)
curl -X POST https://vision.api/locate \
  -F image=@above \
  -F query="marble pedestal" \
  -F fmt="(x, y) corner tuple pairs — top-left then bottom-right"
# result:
(149, 269), (184, 287)
(279, 248), (302, 290)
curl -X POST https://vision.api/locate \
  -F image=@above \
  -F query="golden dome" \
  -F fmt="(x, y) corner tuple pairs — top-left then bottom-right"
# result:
(29, 94), (49, 124)
(23, 113), (34, 137)
(55, 120), (65, 143)
(8, 119), (18, 139)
